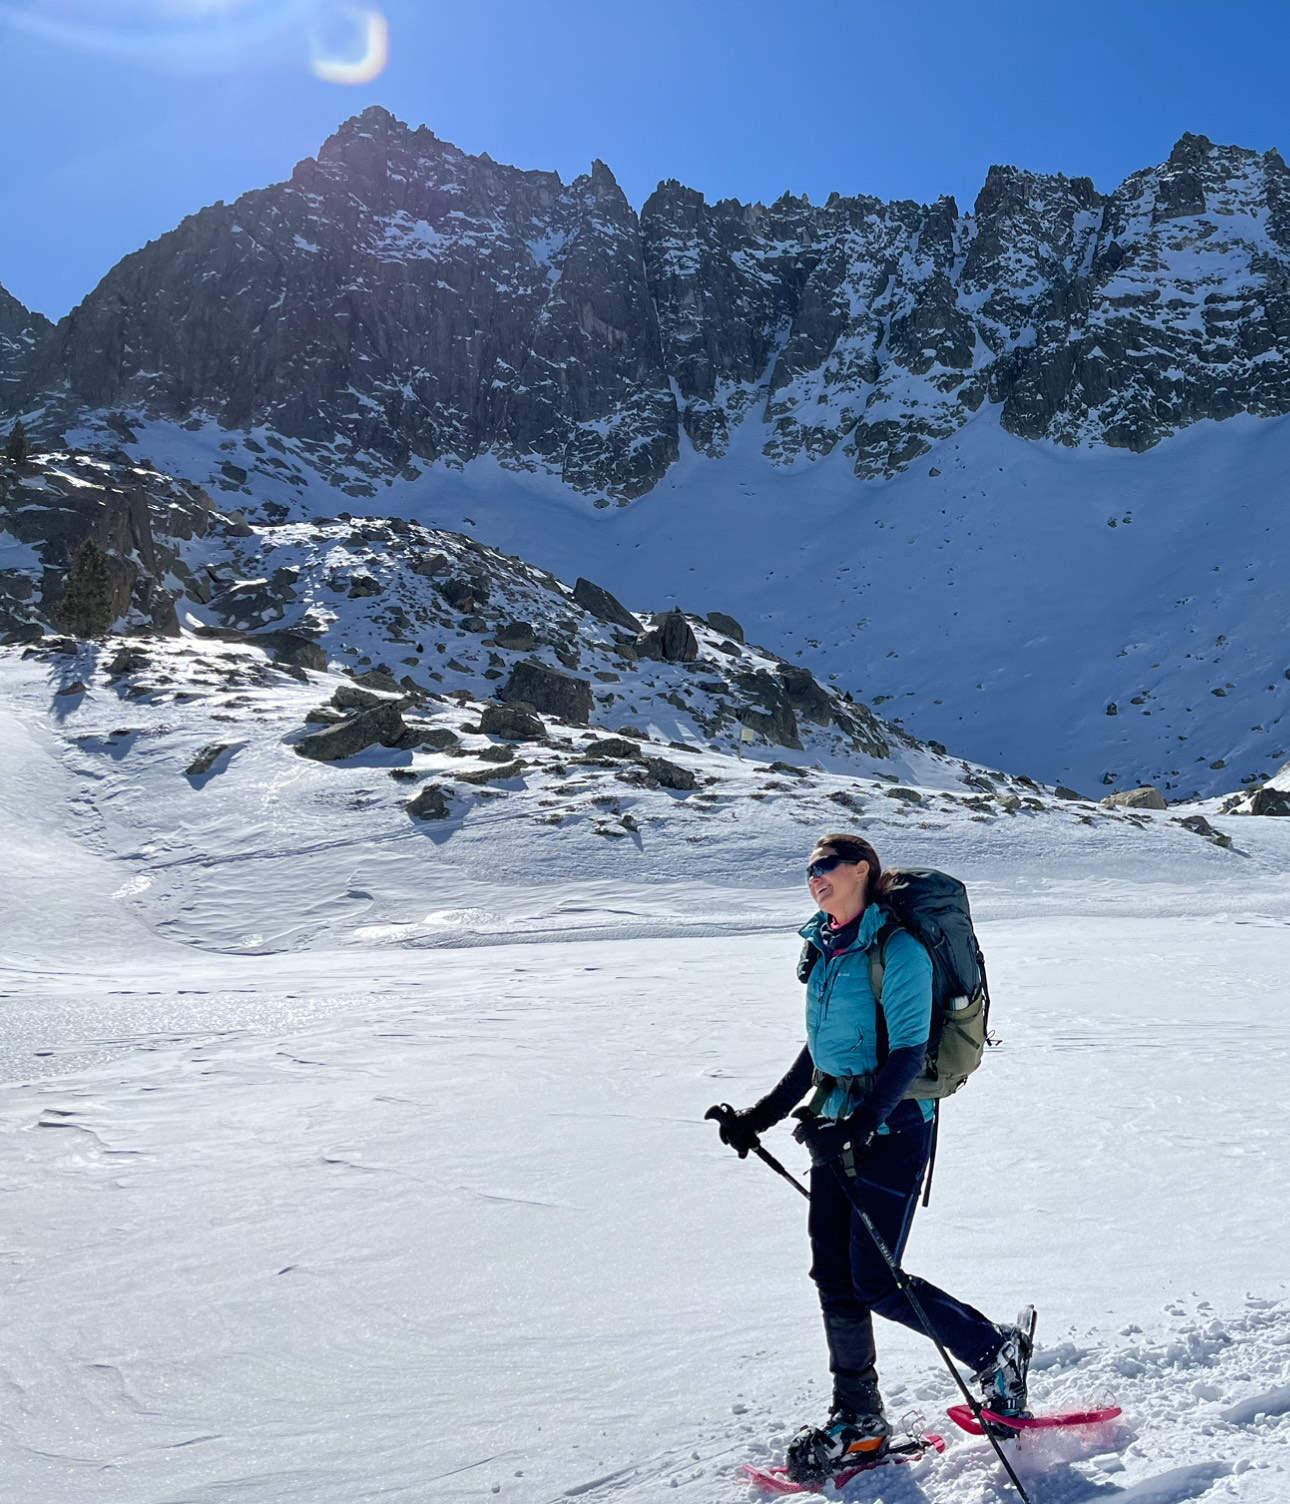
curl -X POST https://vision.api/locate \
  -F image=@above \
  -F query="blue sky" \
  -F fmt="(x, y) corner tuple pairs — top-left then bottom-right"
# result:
(3, 0), (1290, 319)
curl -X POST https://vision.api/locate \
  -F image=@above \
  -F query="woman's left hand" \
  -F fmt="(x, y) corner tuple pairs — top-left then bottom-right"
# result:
(790, 1106), (877, 1166)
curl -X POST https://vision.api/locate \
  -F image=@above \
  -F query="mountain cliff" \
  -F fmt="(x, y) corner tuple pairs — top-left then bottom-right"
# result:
(17, 113), (677, 502)
(0, 282), (51, 406)
(13, 114), (1290, 499)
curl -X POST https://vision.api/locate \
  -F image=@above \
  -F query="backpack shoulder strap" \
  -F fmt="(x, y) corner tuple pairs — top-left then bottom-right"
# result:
(866, 918), (903, 1005)
(868, 918), (904, 1066)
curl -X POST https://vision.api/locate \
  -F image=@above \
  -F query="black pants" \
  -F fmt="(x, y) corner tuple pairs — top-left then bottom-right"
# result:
(808, 1099), (1001, 1416)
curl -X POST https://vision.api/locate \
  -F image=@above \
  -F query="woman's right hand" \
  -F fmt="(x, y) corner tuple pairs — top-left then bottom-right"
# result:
(705, 1102), (763, 1159)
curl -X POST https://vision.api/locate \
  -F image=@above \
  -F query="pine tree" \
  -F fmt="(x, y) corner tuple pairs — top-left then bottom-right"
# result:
(4, 420), (28, 466)
(56, 538), (116, 640)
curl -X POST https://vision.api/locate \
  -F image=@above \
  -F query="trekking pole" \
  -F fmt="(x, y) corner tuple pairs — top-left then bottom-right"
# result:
(821, 1157), (1033, 1504)
(706, 1105), (1033, 1504)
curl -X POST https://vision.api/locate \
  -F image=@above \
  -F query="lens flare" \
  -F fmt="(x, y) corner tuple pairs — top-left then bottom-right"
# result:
(0, 0), (388, 80)
(307, 5), (388, 85)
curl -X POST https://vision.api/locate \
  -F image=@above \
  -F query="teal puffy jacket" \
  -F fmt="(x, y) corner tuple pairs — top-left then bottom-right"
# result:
(800, 903), (934, 1124)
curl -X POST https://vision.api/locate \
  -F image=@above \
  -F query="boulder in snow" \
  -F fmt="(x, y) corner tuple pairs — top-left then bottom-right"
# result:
(295, 701), (406, 761)
(332, 684), (391, 712)
(573, 577), (640, 631)
(494, 620), (537, 652)
(583, 736), (643, 760)
(406, 784), (450, 820)
(185, 743), (236, 778)
(1249, 787), (1290, 816)
(739, 703), (803, 751)
(480, 703), (545, 741)
(1101, 786), (1167, 811)
(1175, 813), (1234, 847)
(637, 608), (698, 663)
(252, 630), (327, 673)
(777, 665), (832, 725)
(643, 755), (698, 791)
(706, 610), (744, 643)
(354, 668), (403, 694)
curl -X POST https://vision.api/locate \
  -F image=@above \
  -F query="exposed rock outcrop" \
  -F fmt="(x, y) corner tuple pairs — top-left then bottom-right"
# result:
(499, 660), (593, 723)
(0, 448), (215, 642)
(637, 608), (698, 662)
(0, 282), (51, 403)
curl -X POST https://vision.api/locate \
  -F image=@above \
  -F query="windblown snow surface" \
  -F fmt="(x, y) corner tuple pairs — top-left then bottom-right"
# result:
(1, 646), (1289, 1504)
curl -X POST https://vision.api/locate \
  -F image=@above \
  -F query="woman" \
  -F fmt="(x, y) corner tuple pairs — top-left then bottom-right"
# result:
(717, 832), (1032, 1485)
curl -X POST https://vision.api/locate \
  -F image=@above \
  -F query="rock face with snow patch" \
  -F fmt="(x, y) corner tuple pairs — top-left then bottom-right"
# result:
(17, 108), (676, 505)
(997, 135), (1290, 451)
(14, 120), (1290, 495)
(0, 450), (217, 642)
(0, 282), (50, 404)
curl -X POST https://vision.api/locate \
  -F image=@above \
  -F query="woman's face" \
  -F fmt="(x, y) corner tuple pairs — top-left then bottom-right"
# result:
(807, 845), (869, 923)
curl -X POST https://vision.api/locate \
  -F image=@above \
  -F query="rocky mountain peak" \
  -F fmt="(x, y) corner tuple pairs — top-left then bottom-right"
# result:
(1000, 133), (1290, 451)
(11, 119), (1290, 497)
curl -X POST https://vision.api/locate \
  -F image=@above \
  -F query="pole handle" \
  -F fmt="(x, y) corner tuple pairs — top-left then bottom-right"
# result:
(706, 1103), (809, 1196)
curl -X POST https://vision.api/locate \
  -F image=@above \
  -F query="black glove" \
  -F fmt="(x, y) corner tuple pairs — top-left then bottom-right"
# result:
(791, 1105), (877, 1167)
(706, 1102), (763, 1159)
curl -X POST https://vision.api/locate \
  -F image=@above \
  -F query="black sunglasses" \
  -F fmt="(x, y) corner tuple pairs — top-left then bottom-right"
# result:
(806, 854), (855, 879)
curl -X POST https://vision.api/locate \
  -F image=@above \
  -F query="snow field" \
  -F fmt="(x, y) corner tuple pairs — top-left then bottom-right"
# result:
(1, 916), (1289, 1503)
(2, 631), (1289, 1503)
(3, 644), (1283, 978)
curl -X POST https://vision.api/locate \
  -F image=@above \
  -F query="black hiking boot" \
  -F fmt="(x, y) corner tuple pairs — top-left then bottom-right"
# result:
(784, 1406), (891, 1483)
(975, 1304), (1036, 1426)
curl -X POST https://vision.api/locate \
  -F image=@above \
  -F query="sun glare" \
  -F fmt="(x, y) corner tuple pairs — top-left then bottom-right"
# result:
(308, 6), (388, 85)
(0, 0), (389, 80)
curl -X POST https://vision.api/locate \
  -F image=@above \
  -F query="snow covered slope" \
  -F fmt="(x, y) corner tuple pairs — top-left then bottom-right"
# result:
(5, 917), (1290, 1503)
(4, 633), (1247, 968)
(110, 395), (1290, 802)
